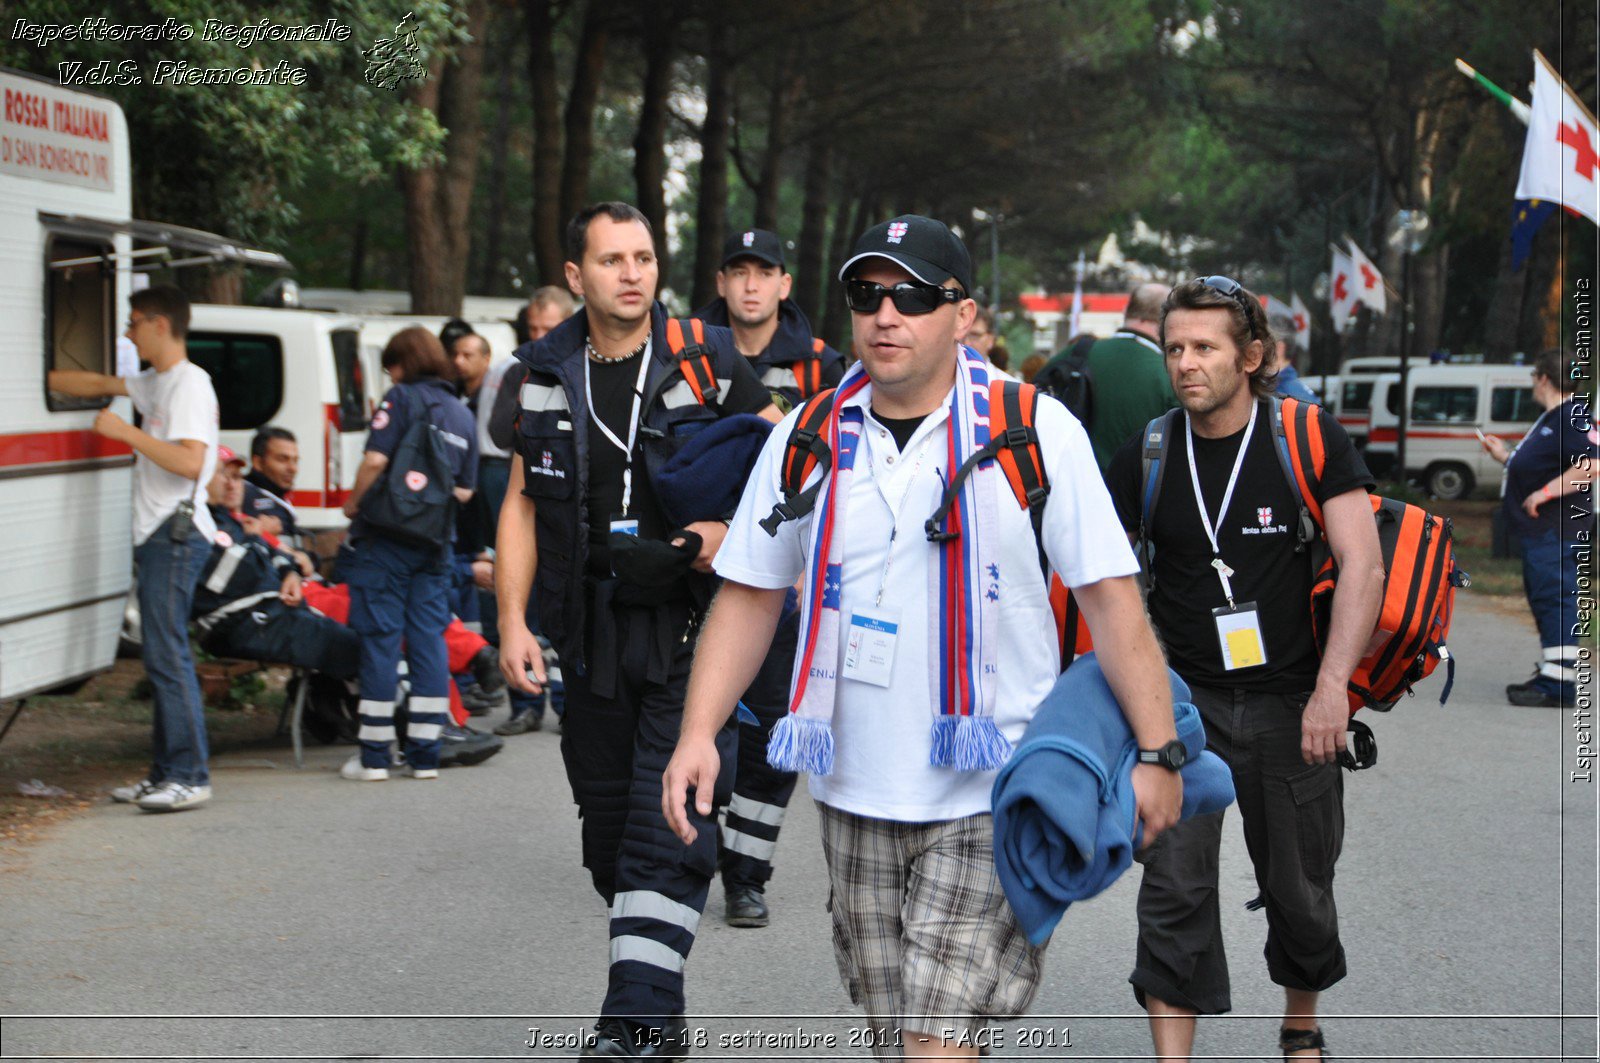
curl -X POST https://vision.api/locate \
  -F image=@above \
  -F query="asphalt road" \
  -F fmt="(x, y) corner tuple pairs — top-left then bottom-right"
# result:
(0, 592), (1594, 1062)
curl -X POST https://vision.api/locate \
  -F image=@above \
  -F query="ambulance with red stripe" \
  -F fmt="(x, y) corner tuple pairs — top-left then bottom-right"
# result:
(1362, 364), (1538, 499)
(2, 69), (135, 700)
(185, 304), (370, 532)
(1334, 356), (1430, 448)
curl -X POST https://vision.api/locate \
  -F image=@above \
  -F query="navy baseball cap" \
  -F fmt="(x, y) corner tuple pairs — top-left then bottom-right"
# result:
(721, 228), (785, 270)
(837, 215), (974, 296)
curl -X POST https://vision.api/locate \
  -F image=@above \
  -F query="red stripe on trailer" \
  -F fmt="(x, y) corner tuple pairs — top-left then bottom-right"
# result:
(0, 430), (132, 468)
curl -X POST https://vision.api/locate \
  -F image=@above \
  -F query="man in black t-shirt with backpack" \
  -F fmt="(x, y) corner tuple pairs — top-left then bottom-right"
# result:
(1105, 277), (1384, 1063)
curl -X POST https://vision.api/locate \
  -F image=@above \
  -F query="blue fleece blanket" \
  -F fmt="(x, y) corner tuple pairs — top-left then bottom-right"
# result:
(991, 652), (1236, 945)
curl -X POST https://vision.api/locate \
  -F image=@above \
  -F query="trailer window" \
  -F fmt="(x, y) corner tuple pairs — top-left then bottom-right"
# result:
(186, 332), (284, 430)
(44, 234), (116, 412)
(331, 328), (368, 430)
(1342, 380), (1374, 413)
(1412, 386), (1478, 423)
(1490, 386), (1538, 423)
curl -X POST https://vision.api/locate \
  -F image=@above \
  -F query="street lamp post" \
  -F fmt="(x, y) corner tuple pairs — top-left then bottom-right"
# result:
(1387, 207), (1429, 490)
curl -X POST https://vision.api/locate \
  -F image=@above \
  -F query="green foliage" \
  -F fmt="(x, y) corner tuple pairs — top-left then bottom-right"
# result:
(0, 0), (457, 246)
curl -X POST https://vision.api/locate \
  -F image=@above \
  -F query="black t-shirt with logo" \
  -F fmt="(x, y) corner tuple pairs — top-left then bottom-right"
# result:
(1106, 404), (1371, 693)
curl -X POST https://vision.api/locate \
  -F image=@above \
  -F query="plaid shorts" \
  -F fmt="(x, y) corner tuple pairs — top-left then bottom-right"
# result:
(817, 802), (1047, 1057)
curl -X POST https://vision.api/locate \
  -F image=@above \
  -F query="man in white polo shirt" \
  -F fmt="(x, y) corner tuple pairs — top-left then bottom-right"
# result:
(664, 216), (1182, 1057)
(50, 285), (219, 813)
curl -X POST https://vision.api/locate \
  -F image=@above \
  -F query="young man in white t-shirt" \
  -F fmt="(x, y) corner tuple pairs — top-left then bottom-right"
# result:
(50, 285), (219, 813)
(663, 216), (1184, 1058)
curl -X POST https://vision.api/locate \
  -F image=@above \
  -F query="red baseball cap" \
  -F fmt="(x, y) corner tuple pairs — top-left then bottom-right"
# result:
(216, 445), (246, 467)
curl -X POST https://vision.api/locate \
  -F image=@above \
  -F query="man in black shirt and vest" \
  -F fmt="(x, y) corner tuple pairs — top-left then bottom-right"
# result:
(495, 202), (779, 1058)
(1106, 277), (1384, 1063)
(690, 227), (844, 930)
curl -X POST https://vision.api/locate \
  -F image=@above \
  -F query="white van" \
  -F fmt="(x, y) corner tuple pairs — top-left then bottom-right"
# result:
(1362, 365), (1538, 498)
(1, 69), (134, 700)
(358, 314), (519, 392)
(185, 306), (369, 532)
(1333, 356), (1431, 448)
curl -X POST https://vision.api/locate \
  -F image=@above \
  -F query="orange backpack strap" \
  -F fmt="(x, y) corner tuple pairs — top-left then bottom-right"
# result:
(1049, 575), (1094, 665)
(758, 388), (838, 537)
(787, 338), (828, 399)
(664, 317), (720, 406)
(1276, 396), (1327, 534)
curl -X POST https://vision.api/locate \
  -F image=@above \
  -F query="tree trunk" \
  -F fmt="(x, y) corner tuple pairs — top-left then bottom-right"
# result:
(348, 216), (368, 291)
(1482, 233), (1527, 360)
(793, 138), (831, 327)
(753, 73), (791, 231)
(821, 191), (870, 348)
(633, 9), (676, 282)
(478, 25), (517, 295)
(525, 0), (564, 283)
(402, 0), (490, 316)
(560, 0), (611, 225)
(691, 20), (733, 309)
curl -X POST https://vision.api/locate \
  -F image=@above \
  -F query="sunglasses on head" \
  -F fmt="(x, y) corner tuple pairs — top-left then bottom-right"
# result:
(1194, 275), (1258, 340)
(846, 279), (966, 315)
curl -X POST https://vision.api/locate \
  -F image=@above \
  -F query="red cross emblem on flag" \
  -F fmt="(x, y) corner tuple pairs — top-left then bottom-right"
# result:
(742, 231), (755, 247)
(1558, 121), (1600, 181)
(1293, 313), (1307, 331)
(405, 471), (428, 491)
(1257, 506), (1273, 526)
(1359, 263), (1378, 289)
(1333, 273), (1349, 303)
(887, 222), (909, 243)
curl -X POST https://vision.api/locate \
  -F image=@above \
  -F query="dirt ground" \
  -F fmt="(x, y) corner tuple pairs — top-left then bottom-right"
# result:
(0, 659), (295, 846)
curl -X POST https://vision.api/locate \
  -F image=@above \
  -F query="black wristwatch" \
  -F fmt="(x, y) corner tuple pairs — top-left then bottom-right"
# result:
(1137, 739), (1188, 771)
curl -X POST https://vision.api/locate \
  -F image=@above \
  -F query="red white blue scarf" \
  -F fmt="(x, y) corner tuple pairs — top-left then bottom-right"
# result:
(768, 345), (1010, 775)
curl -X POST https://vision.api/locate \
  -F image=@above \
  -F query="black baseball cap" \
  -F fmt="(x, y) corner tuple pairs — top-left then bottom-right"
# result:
(837, 215), (974, 297)
(721, 228), (785, 270)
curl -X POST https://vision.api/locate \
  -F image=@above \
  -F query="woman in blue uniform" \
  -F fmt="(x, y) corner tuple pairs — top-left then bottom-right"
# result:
(339, 327), (480, 779)
(1482, 349), (1597, 708)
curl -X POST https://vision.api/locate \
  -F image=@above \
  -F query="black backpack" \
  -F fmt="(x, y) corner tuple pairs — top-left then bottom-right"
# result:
(1033, 352), (1093, 430)
(358, 385), (458, 548)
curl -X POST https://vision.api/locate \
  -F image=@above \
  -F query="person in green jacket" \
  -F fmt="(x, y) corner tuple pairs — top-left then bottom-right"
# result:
(1086, 282), (1174, 471)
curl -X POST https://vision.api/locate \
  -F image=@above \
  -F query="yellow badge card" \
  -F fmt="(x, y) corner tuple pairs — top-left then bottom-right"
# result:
(1213, 602), (1267, 671)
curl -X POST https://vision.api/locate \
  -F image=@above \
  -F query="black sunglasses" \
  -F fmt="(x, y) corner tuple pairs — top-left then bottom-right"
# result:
(1194, 275), (1258, 340)
(846, 279), (966, 315)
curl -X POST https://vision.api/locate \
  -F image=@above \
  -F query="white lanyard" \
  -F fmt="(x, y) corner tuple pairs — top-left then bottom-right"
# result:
(862, 424), (936, 607)
(1185, 401), (1258, 606)
(584, 345), (652, 516)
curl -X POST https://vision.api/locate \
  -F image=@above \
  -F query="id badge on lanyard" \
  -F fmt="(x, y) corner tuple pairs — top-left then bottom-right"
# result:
(586, 343), (652, 537)
(843, 605), (901, 687)
(1186, 405), (1268, 671)
(1213, 600), (1268, 670)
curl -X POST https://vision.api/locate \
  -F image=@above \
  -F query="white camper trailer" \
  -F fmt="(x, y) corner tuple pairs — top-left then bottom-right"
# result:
(1, 69), (135, 701)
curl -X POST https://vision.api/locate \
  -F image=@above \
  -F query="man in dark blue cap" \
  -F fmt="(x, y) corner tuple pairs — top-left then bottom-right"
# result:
(689, 227), (841, 930)
(693, 228), (845, 412)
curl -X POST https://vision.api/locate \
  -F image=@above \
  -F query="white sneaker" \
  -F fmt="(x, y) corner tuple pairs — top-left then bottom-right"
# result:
(111, 779), (160, 804)
(340, 754), (389, 781)
(403, 766), (439, 780)
(136, 781), (212, 812)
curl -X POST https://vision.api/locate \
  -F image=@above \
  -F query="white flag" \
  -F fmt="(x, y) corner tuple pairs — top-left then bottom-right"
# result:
(1344, 237), (1387, 315)
(1329, 244), (1359, 329)
(1515, 50), (1600, 225)
(1290, 292), (1311, 351)
(1067, 251), (1085, 338)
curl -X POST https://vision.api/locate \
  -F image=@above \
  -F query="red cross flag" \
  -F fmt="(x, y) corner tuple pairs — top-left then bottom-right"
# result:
(1515, 50), (1599, 225)
(1329, 244), (1359, 329)
(1344, 237), (1387, 315)
(1290, 292), (1311, 351)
